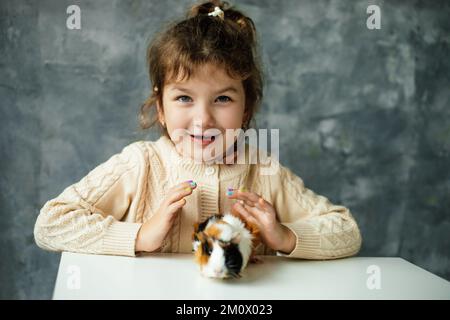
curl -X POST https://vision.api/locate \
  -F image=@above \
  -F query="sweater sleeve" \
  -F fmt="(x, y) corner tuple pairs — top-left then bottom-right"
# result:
(34, 143), (145, 257)
(265, 160), (362, 260)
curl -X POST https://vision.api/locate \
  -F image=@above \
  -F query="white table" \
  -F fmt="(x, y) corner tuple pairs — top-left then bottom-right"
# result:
(53, 252), (450, 299)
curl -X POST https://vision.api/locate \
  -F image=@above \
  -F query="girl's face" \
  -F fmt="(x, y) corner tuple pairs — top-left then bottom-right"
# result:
(158, 63), (247, 163)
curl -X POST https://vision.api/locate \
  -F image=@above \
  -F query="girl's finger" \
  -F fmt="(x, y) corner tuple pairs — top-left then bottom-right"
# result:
(165, 189), (189, 206)
(177, 180), (197, 192)
(239, 192), (270, 212)
(240, 199), (255, 207)
(227, 188), (259, 204)
(168, 180), (197, 194)
(244, 203), (266, 217)
(236, 190), (263, 207)
(243, 204), (272, 226)
(242, 190), (262, 203)
(166, 181), (197, 204)
(242, 201), (278, 226)
(234, 202), (258, 226)
(166, 198), (186, 215)
(227, 189), (272, 215)
(227, 191), (252, 206)
(257, 197), (272, 211)
(253, 198), (266, 211)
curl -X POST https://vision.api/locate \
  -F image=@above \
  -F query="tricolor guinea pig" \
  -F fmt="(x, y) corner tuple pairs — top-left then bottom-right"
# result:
(192, 211), (260, 279)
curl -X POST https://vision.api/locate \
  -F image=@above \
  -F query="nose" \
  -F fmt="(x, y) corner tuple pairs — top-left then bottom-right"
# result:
(193, 102), (215, 128)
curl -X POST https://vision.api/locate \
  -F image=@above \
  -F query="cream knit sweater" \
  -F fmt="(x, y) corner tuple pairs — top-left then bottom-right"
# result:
(34, 135), (362, 258)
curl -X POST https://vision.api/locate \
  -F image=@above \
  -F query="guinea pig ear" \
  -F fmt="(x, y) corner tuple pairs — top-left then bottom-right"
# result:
(231, 232), (241, 244)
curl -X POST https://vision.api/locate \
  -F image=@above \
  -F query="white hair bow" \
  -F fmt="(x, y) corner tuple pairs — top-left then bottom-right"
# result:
(208, 6), (224, 20)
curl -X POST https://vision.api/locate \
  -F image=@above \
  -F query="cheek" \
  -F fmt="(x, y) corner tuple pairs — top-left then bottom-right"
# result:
(166, 108), (189, 128)
(161, 97), (189, 126)
(194, 248), (210, 269)
(217, 107), (245, 128)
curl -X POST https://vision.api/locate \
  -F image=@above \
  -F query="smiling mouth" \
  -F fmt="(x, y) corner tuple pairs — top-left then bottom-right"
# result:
(189, 134), (217, 142)
(189, 134), (219, 148)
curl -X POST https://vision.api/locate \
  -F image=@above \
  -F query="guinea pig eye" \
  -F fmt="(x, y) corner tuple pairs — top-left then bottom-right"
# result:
(219, 240), (229, 247)
(202, 242), (212, 256)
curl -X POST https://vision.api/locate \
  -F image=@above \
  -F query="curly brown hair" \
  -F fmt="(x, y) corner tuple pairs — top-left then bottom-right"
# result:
(139, 0), (264, 137)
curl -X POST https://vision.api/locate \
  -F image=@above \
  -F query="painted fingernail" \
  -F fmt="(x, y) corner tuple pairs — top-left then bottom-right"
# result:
(185, 187), (191, 192)
(227, 190), (233, 196)
(186, 180), (196, 188)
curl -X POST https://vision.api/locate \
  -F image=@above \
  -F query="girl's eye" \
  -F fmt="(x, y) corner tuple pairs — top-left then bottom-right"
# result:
(216, 96), (232, 103)
(176, 95), (192, 103)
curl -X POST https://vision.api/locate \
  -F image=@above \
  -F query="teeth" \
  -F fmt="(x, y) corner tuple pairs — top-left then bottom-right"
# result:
(191, 134), (215, 139)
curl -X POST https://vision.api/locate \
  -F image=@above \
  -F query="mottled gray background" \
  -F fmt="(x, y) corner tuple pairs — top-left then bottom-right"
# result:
(1, 0), (449, 299)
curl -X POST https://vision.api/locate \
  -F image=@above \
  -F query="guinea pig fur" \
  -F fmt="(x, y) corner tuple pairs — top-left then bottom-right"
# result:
(192, 212), (260, 279)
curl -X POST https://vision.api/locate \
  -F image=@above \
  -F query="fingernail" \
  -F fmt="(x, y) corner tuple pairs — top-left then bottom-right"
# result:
(186, 180), (196, 188)
(185, 187), (191, 192)
(227, 190), (233, 196)
(240, 187), (247, 192)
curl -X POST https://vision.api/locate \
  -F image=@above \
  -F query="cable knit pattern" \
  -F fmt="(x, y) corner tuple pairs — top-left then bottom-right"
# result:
(269, 163), (362, 259)
(34, 143), (144, 256)
(34, 136), (362, 258)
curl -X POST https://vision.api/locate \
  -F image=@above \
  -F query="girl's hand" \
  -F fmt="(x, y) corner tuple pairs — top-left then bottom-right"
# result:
(135, 180), (197, 252)
(227, 188), (296, 254)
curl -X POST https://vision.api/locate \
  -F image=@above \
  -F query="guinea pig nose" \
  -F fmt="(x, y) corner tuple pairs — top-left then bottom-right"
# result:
(214, 267), (223, 274)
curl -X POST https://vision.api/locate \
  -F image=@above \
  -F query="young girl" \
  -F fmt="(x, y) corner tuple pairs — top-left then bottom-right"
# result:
(34, 0), (362, 259)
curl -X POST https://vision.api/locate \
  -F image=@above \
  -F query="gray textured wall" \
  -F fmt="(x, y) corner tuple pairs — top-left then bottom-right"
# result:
(1, 0), (449, 299)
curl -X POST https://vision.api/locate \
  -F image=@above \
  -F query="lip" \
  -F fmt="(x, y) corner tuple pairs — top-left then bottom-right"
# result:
(189, 133), (219, 147)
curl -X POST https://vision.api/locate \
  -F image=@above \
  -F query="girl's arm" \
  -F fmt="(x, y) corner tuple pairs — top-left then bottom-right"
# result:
(34, 143), (146, 257)
(265, 161), (363, 260)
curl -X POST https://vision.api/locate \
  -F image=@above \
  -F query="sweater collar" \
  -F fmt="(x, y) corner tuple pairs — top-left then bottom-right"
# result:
(155, 135), (250, 180)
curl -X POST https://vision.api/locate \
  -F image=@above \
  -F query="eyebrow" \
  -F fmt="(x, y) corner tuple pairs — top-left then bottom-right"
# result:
(170, 86), (239, 95)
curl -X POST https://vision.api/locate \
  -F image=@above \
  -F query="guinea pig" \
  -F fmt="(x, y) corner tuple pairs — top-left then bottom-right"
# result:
(192, 210), (260, 279)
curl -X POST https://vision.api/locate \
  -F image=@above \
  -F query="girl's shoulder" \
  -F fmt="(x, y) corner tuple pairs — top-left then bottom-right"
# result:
(123, 140), (157, 154)
(115, 140), (161, 169)
(247, 143), (305, 189)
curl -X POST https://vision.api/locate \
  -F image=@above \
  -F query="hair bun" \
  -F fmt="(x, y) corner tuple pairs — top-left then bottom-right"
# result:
(187, 1), (256, 45)
(188, 1), (228, 18)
